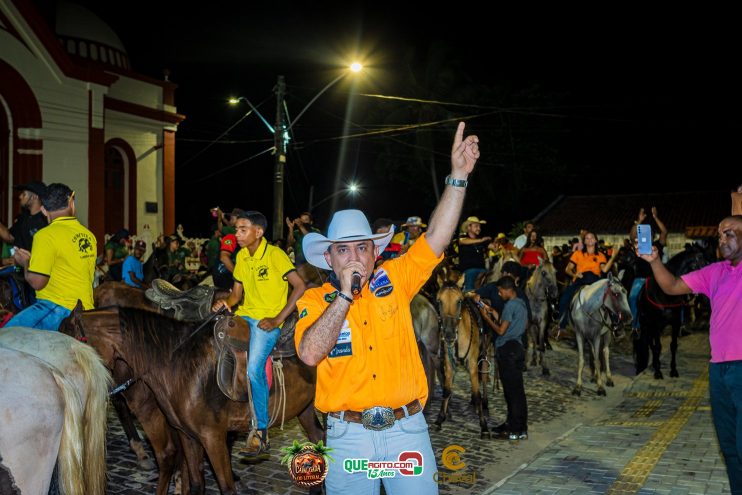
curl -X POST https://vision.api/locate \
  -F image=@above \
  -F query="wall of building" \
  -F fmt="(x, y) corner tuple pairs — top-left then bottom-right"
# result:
(104, 112), (164, 235)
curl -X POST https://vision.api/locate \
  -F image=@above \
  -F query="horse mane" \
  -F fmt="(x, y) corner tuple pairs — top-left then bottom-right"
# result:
(117, 308), (215, 379)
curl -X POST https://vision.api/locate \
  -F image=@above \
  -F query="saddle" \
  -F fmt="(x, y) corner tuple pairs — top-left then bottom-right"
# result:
(213, 310), (299, 402)
(214, 315), (251, 402)
(145, 279), (214, 322)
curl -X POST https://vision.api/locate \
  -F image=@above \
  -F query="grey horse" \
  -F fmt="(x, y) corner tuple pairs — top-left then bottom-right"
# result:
(411, 294), (440, 412)
(569, 274), (632, 396)
(525, 260), (559, 376)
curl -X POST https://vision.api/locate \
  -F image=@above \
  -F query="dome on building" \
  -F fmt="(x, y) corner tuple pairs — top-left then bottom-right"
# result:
(55, 1), (130, 69)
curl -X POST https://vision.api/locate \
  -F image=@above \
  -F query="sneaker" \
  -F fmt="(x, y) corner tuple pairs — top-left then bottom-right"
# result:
(508, 431), (528, 441)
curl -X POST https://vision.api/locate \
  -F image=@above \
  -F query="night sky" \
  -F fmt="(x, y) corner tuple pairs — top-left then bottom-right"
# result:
(78, 2), (736, 238)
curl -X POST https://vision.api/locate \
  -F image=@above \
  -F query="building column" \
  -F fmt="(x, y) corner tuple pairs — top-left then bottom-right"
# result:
(162, 129), (175, 234)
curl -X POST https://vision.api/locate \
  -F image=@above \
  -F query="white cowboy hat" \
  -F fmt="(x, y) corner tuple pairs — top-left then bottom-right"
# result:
(303, 209), (394, 270)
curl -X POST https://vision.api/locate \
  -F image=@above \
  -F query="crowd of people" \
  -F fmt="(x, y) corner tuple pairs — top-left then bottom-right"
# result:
(1, 134), (741, 493)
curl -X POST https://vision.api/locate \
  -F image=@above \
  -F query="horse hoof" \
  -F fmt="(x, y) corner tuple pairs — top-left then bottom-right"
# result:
(606, 379), (614, 387)
(542, 368), (550, 376)
(597, 388), (607, 396)
(654, 371), (664, 380)
(572, 388), (581, 396)
(670, 369), (679, 378)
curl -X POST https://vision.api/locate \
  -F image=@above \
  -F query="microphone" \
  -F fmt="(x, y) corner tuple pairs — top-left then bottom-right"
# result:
(351, 272), (362, 295)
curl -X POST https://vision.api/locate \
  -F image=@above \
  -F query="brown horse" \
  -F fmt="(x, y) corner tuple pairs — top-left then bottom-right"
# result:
(60, 305), (323, 494)
(434, 267), (491, 438)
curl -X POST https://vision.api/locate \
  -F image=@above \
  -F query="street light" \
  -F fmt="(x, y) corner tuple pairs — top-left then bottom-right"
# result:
(309, 182), (360, 211)
(228, 63), (363, 240)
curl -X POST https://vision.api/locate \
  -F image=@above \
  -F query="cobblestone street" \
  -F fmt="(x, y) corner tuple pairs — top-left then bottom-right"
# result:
(103, 328), (729, 494)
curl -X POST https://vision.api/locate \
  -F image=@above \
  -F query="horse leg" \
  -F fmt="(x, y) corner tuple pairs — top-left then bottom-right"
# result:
(122, 383), (180, 495)
(651, 323), (663, 380)
(198, 429), (236, 494)
(594, 335), (606, 396)
(469, 354), (489, 438)
(179, 433), (205, 495)
(539, 319), (550, 376)
(297, 401), (325, 444)
(478, 352), (490, 418)
(529, 323), (537, 367)
(572, 332), (584, 396)
(670, 310), (680, 378)
(434, 352), (453, 431)
(603, 336), (614, 387)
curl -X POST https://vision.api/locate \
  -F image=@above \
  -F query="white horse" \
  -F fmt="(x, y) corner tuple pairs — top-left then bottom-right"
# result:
(525, 260), (559, 375)
(568, 275), (632, 396)
(0, 328), (111, 495)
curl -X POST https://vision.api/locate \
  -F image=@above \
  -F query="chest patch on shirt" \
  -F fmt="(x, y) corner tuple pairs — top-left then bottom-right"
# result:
(369, 268), (393, 296)
(256, 264), (269, 280)
(374, 286), (394, 297)
(329, 320), (352, 358)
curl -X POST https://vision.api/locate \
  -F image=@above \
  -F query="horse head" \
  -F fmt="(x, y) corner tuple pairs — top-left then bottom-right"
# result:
(602, 273), (633, 331)
(435, 270), (465, 345)
(531, 259), (559, 300)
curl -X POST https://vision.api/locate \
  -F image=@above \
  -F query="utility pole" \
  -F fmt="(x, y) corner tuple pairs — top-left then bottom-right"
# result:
(272, 75), (287, 241)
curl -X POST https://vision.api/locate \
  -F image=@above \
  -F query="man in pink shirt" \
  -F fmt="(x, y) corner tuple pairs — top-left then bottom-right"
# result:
(639, 215), (742, 492)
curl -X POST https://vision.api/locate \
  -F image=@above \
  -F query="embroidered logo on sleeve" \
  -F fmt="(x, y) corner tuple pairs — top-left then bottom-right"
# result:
(299, 308), (308, 319)
(324, 291), (338, 303)
(329, 320), (352, 358)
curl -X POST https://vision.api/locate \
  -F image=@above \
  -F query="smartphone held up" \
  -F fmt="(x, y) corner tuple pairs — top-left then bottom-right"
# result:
(636, 224), (653, 255)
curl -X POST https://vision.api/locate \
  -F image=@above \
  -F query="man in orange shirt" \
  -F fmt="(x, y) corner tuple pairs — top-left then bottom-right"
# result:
(295, 122), (480, 494)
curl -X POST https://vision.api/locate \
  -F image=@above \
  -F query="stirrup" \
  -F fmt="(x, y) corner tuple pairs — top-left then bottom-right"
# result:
(238, 429), (268, 457)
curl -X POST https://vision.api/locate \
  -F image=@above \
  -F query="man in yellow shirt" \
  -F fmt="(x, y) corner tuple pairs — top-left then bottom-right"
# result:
(7, 183), (96, 330)
(295, 122), (480, 494)
(211, 210), (306, 456)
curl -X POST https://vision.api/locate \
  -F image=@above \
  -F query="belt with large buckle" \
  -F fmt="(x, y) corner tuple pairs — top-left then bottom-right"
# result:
(329, 399), (422, 431)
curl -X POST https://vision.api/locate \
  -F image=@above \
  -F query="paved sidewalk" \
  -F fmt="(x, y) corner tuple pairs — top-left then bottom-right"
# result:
(484, 331), (731, 494)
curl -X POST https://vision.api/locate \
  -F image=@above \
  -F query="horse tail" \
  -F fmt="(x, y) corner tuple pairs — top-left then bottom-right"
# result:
(69, 342), (112, 495)
(51, 369), (85, 495)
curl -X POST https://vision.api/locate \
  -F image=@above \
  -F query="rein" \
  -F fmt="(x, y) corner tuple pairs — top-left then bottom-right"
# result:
(170, 307), (228, 356)
(643, 278), (686, 309)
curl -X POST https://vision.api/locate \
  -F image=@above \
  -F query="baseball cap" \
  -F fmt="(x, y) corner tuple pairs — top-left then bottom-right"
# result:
(13, 181), (47, 197)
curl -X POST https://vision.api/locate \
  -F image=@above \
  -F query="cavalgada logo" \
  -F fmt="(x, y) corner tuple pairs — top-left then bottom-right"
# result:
(281, 440), (333, 488)
(73, 233), (93, 253)
(257, 265), (269, 280)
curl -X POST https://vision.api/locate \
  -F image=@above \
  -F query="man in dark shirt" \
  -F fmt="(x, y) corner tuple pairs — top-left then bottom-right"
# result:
(0, 181), (48, 308)
(0, 181), (49, 252)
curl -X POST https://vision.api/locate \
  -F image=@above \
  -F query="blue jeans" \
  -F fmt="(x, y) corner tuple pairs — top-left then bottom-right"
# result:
(463, 268), (486, 292)
(241, 316), (280, 429)
(5, 299), (71, 331)
(628, 277), (645, 330)
(710, 361), (742, 493)
(325, 409), (438, 494)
